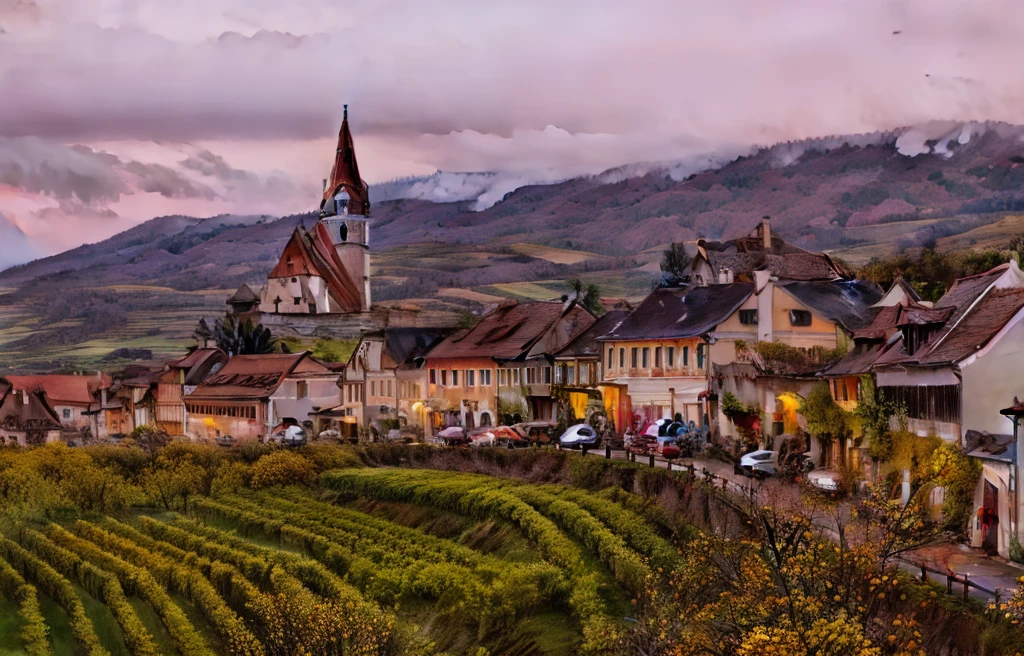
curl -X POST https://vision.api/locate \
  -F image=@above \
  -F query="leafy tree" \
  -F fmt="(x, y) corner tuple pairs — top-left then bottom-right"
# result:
(196, 312), (274, 356)
(799, 382), (850, 466)
(853, 375), (895, 462)
(859, 248), (1009, 302)
(565, 278), (604, 316)
(659, 242), (690, 284)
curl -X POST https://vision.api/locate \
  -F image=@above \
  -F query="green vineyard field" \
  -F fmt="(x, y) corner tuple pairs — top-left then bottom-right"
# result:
(0, 441), (1020, 656)
(0, 463), (665, 655)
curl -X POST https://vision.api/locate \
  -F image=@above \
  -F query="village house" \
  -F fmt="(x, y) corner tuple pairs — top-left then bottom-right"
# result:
(870, 261), (1024, 442)
(970, 402), (1024, 560)
(600, 285), (753, 431)
(0, 380), (63, 445)
(3, 373), (112, 437)
(154, 348), (228, 435)
(682, 219), (882, 446)
(185, 352), (339, 441)
(423, 300), (595, 430)
(332, 328), (451, 438)
(823, 278), (925, 414)
(552, 308), (630, 429)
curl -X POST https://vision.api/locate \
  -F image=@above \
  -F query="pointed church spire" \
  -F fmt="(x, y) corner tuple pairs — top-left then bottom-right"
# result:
(320, 104), (370, 217)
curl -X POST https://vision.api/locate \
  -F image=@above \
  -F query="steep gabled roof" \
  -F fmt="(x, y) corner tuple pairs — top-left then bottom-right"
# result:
(267, 225), (363, 312)
(227, 284), (260, 304)
(320, 106), (370, 216)
(189, 352), (334, 401)
(426, 301), (594, 361)
(0, 382), (63, 431)
(165, 348), (229, 386)
(4, 374), (111, 406)
(555, 310), (630, 359)
(601, 283), (754, 341)
(874, 263), (1024, 369)
(778, 280), (884, 333)
(914, 289), (1024, 365)
(383, 328), (455, 367)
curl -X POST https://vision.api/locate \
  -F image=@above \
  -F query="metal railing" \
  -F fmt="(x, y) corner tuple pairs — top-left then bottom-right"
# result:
(897, 556), (1010, 608)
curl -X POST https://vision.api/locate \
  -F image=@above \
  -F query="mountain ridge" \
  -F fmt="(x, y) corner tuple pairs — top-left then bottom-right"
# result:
(5, 124), (1024, 370)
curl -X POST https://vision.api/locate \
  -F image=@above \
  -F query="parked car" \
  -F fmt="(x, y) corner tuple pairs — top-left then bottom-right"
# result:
(559, 423), (600, 448)
(806, 468), (842, 492)
(738, 450), (778, 478)
(514, 421), (556, 445)
(271, 425), (307, 447)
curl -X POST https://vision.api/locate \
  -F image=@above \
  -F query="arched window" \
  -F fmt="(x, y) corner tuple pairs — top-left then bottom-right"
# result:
(339, 223), (348, 242)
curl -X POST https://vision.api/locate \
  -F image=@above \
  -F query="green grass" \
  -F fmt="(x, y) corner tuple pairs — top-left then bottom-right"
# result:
(38, 595), (75, 656)
(74, 583), (129, 656)
(126, 597), (177, 656)
(0, 595), (28, 655)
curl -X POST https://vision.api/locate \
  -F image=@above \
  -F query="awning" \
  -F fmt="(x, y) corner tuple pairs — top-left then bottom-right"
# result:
(875, 367), (959, 387)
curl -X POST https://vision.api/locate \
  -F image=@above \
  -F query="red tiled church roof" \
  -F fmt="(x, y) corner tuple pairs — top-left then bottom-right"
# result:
(267, 224), (363, 313)
(321, 106), (370, 216)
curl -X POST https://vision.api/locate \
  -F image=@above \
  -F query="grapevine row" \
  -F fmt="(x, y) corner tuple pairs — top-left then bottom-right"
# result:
(0, 534), (108, 656)
(0, 550), (50, 656)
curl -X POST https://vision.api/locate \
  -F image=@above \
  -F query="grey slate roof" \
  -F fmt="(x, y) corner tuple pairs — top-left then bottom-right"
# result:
(600, 284), (754, 341)
(779, 280), (883, 333)
(555, 310), (630, 358)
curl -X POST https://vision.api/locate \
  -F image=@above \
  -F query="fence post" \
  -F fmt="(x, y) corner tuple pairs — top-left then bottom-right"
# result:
(581, 445), (588, 457)
(946, 574), (954, 595)
(648, 453), (655, 468)
(920, 565), (927, 583)
(722, 477), (727, 491)
(963, 574), (969, 602)
(605, 444), (611, 459)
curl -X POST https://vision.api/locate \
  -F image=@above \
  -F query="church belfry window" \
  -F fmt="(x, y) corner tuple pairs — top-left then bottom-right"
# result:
(339, 223), (348, 242)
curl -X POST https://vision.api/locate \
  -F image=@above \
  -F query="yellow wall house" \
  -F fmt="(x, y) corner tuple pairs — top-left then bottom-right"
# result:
(710, 273), (883, 447)
(599, 285), (754, 429)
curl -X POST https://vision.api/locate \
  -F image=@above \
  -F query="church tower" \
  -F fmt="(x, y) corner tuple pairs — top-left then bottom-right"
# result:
(319, 105), (372, 312)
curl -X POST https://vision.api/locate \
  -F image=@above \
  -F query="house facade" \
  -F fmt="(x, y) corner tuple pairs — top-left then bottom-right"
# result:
(600, 285), (753, 430)
(155, 349), (228, 435)
(424, 300), (595, 430)
(3, 373), (112, 437)
(336, 328), (451, 437)
(0, 382), (63, 445)
(552, 309), (630, 430)
(871, 262), (1024, 442)
(185, 352), (339, 441)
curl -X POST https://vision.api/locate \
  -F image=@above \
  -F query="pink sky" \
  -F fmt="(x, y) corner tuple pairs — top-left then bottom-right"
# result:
(4, 0), (1024, 265)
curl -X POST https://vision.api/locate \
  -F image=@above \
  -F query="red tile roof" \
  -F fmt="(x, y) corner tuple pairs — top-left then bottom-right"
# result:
(4, 374), (111, 406)
(915, 288), (1024, 365)
(189, 353), (335, 401)
(267, 225), (363, 312)
(426, 301), (594, 361)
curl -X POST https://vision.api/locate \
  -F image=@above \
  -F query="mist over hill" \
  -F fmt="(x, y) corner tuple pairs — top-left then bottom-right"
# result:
(4, 122), (1024, 370)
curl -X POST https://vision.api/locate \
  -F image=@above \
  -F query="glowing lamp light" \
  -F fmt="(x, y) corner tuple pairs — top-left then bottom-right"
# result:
(202, 417), (217, 428)
(411, 402), (424, 412)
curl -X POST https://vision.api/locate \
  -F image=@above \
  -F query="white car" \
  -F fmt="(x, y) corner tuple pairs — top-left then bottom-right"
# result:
(807, 468), (841, 492)
(739, 450), (777, 477)
(272, 425), (307, 447)
(559, 424), (599, 448)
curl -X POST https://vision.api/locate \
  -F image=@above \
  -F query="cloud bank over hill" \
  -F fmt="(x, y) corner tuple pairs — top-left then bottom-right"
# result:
(5, 0), (1024, 262)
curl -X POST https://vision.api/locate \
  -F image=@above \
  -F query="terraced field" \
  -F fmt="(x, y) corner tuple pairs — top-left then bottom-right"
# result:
(0, 469), (670, 656)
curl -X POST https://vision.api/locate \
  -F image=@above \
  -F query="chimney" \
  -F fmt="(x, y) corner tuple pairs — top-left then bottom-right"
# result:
(761, 216), (772, 250)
